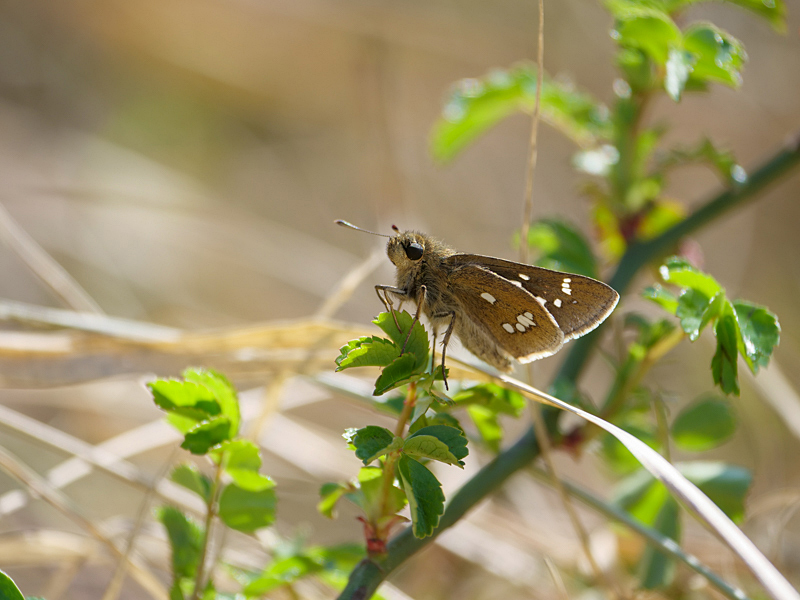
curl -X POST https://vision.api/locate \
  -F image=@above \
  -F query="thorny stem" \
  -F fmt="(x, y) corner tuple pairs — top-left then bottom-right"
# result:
(192, 458), (225, 600)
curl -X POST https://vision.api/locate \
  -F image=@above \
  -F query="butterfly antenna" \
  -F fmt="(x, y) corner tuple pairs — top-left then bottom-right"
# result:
(334, 220), (392, 238)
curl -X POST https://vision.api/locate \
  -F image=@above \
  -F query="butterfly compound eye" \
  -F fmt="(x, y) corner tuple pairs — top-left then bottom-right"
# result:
(404, 242), (424, 261)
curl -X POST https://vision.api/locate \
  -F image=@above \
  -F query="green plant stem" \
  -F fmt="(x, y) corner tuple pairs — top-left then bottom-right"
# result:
(526, 466), (752, 600)
(556, 133), (800, 385)
(337, 425), (541, 600)
(192, 459), (224, 600)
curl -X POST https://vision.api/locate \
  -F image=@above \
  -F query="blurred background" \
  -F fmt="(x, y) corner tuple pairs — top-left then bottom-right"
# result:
(0, 0), (799, 598)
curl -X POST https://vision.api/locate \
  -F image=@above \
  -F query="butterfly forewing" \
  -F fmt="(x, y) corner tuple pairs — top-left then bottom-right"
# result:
(446, 264), (566, 362)
(446, 254), (619, 341)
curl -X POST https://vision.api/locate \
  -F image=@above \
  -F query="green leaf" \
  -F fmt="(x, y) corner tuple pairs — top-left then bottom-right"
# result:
(676, 289), (724, 341)
(467, 405), (503, 453)
(671, 396), (736, 451)
(614, 469), (670, 526)
(350, 426), (398, 465)
(0, 570), (25, 600)
(336, 336), (401, 370)
(452, 383), (525, 416)
(396, 456), (445, 538)
(675, 288), (710, 340)
(638, 497), (681, 589)
(657, 0), (785, 30)
(181, 416), (232, 455)
(642, 284), (678, 314)
(183, 368), (240, 439)
(218, 483), (277, 532)
(733, 300), (780, 373)
(403, 435), (460, 466)
(602, 423), (660, 475)
(318, 482), (349, 519)
(157, 506), (203, 580)
(665, 47), (695, 101)
(374, 353), (419, 396)
(218, 440), (274, 491)
(712, 312), (740, 395)
(684, 23), (746, 89)
(638, 199), (686, 240)
(407, 425), (469, 466)
(659, 257), (722, 298)
(148, 379), (220, 416)
(611, 6), (682, 65)
(373, 311), (429, 373)
(431, 63), (612, 162)
(243, 556), (321, 595)
(525, 219), (598, 278)
(170, 464), (212, 502)
(679, 461), (752, 523)
(659, 138), (745, 186)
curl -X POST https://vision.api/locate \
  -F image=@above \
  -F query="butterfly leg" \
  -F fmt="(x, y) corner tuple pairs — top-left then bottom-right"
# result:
(400, 285), (426, 354)
(375, 284), (406, 331)
(431, 311), (456, 390)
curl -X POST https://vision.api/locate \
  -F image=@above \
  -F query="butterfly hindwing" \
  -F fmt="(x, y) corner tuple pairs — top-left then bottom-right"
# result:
(446, 263), (565, 362)
(446, 254), (619, 340)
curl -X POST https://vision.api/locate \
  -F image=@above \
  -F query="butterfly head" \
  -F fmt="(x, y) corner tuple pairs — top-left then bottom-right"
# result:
(386, 230), (428, 269)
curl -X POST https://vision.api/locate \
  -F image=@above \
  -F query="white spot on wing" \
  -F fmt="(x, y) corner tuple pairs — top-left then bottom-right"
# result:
(535, 296), (547, 308)
(511, 280), (523, 288)
(524, 311), (534, 319)
(519, 273), (530, 281)
(502, 323), (515, 334)
(554, 298), (562, 308)
(481, 292), (497, 304)
(515, 323), (526, 332)
(563, 289), (572, 296)
(563, 278), (571, 283)
(517, 314), (535, 327)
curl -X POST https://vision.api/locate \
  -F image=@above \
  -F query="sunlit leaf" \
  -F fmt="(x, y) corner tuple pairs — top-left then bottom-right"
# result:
(183, 368), (240, 439)
(665, 48), (695, 101)
(181, 416), (232, 455)
(431, 63), (612, 162)
(733, 300), (780, 373)
(0, 570), (25, 600)
(336, 337), (400, 370)
(611, 5), (682, 65)
(406, 425), (469, 467)
(218, 483), (277, 532)
(671, 396), (736, 451)
(170, 464), (212, 502)
(373, 311), (429, 373)
(642, 284), (678, 314)
(684, 23), (746, 88)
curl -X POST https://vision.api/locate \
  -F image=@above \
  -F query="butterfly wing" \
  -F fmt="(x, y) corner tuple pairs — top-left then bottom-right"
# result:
(446, 254), (619, 341)
(446, 263), (566, 363)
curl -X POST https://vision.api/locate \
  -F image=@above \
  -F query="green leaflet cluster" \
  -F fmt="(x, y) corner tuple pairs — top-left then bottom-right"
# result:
(148, 369), (277, 599)
(645, 256), (780, 395)
(331, 309), (536, 541)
